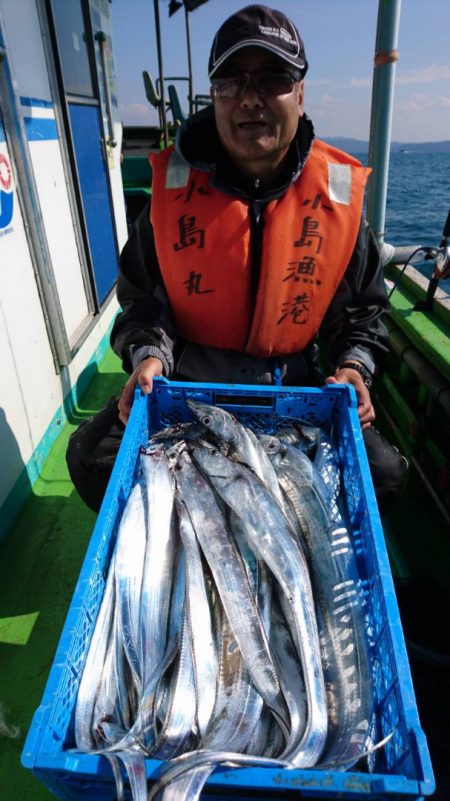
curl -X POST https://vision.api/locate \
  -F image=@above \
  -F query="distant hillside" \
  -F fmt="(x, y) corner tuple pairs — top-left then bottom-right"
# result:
(323, 137), (450, 154)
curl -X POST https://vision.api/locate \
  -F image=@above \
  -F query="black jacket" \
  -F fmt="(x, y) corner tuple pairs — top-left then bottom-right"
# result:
(111, 107), (390, 385)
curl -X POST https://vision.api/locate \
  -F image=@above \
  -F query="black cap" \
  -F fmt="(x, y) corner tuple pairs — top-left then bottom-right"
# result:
(208, 4), (308, 79)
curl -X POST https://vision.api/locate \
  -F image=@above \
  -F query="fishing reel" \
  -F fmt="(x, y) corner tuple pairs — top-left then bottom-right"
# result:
(433, 235), (450, 281)
(415, 209), (450, 311)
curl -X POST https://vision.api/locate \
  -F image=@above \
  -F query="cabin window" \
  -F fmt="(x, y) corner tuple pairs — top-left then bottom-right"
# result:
(50, 0), (94, 98)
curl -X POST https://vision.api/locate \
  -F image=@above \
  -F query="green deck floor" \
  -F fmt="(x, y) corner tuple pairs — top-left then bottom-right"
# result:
(0, 350), (124, 801)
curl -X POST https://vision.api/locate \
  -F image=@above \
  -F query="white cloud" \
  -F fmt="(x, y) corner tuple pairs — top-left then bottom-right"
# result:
(306, 92), (371, 140)
(395, 63), (450, 86)
(350, 63), (450, 89)
(391, 91), (450, 140)
(350, 76), (372, 88)
(304, 77), (334, 88)
(317, 93), (334, 104)
(119, 102), (157, 125)
(397, 93), (450, 112)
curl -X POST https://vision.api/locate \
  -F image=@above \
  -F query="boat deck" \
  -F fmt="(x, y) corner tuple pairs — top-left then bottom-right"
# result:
(1, 348), (449, 799)
(0, 350), (124, 800)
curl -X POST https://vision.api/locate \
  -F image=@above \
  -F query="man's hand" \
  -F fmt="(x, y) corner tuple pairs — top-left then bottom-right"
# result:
(118, 356), (163, 425)
(326, 367), (375, 430)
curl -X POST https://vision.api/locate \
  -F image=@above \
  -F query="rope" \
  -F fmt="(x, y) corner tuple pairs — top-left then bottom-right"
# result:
(374, 49), (399, 66)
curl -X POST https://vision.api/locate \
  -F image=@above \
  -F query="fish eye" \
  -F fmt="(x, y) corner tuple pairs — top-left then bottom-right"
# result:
(202, 415), (211, 426)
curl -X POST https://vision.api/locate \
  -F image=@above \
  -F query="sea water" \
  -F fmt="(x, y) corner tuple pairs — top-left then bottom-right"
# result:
(355, 151), (450, 280)
(384, 152), (450, 249)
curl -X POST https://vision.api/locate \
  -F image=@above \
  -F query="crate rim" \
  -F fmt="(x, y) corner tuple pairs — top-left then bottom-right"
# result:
(22, 745), (432, 797)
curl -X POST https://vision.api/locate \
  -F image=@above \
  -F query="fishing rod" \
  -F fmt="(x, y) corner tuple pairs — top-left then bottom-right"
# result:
(416, 208), (450, 310)
(386, 208), (450, 308)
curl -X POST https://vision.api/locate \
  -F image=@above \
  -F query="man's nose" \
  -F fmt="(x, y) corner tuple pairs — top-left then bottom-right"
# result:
(239, 81), (264, 107)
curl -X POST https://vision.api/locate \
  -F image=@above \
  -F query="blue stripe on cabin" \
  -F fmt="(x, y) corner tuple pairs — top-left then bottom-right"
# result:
(20, 96), (54, 109)
(23, 117), (59, 141)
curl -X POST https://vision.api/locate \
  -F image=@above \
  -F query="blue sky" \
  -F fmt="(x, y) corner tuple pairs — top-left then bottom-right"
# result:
(111, 0), (450, 142)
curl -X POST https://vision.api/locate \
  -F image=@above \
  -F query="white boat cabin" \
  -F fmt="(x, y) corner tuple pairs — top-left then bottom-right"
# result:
(0, 0), (128, 539)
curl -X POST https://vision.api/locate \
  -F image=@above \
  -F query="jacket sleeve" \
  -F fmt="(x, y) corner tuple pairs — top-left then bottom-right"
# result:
(319, 217), (390, 376)
(110, 202), (178, 376)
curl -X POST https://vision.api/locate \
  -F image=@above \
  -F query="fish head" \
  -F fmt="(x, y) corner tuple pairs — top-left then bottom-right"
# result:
(173, 445), (191, 469)
(275, 420), (319, 453)
(141, 442), (165, 456)
(258, 433), (284, 454)
(257, 433), (285, 469)
(152, 420), (205, 442)
(186, 399), (237, 444)
(139, 443), (167, 478)
(189, 440), (236, 484)
(164, 438), (188, 466)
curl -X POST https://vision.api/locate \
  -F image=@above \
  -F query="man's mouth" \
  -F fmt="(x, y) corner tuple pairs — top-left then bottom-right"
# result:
(238, 120), (267, 128)
(236, 120), (270, 133)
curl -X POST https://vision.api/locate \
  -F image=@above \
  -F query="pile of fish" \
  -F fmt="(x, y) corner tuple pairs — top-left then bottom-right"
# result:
(73, 399), (374, 801)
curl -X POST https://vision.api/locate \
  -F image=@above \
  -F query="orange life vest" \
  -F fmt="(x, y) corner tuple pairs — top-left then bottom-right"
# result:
(149, 140), (371, 357)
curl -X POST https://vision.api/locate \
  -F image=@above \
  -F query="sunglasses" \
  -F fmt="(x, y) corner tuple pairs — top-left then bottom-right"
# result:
(211, 69), (301, 99)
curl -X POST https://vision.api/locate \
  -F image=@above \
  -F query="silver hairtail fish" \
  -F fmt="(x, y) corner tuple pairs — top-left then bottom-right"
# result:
(189, 442), (328, 768)
(75, 550), (117, 750)
(175, 447), (290, 739)
(274, 443), (373, 768)
(176, 494), (217, 738)
(139, 450), (176, 689)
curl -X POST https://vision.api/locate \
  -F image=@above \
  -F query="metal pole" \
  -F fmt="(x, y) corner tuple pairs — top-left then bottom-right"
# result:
(367, 0), (402, 244)
(184, 5), (194, 115)
(153, 0), (169, 146)
(95, 31), (117, 148)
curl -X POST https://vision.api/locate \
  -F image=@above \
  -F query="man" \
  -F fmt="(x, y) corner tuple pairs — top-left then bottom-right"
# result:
(67, 4), (406, 512)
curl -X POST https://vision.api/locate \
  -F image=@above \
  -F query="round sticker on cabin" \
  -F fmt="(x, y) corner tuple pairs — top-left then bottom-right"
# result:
(0, 153), (12, 191)
(0, 152), (14, 232)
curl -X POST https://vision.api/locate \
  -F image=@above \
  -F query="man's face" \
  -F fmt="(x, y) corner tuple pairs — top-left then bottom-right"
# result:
(211, 47), (304, 181)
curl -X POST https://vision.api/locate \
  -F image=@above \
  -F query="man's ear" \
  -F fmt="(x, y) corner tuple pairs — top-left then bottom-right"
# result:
(297, 79), (305, 116)
(210, 87), (216, 106)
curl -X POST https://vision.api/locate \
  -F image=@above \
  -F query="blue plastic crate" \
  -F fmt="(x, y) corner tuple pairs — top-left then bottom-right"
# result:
(22, 379), (435, 800)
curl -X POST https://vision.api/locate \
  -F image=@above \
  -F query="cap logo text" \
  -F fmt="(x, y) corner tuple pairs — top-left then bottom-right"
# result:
(258, 24), (295, 45)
